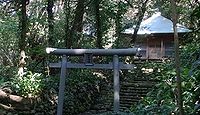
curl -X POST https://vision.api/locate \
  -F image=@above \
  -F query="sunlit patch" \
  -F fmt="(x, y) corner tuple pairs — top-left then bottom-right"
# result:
(141, 68), (154, 73)
(92, 72), (106, 79)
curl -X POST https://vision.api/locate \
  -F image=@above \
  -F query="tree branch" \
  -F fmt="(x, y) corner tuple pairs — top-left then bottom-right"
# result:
(130, 0), (149, 44)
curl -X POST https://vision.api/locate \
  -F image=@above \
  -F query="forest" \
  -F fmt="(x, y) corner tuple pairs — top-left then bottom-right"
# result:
(0, 0), (200, 115)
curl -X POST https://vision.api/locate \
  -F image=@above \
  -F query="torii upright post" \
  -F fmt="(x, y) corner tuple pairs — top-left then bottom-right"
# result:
(56, 55), (67, 115)
(113, 55), (120, 112)
(46, 48), (138, 115)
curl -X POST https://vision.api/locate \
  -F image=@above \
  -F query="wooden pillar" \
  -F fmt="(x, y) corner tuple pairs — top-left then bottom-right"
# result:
(161, 38), (164, 58)
(146, 37), (149, 59)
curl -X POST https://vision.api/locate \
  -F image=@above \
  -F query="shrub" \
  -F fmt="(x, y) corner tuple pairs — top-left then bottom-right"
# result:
(63, 69), (101, 114)
(12, 71), (45, 97)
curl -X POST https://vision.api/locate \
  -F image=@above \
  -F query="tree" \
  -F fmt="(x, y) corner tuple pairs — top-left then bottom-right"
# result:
(64, 0), (70, 48)
(95, 0), (103, 48)
(130, 0), (149, 44)
(170, 0), (184, 114)
(47, 0), (54, 47)
(18, 0), (28, 76)
(114, 1), (128, 48)
(68, 0), (85, 48)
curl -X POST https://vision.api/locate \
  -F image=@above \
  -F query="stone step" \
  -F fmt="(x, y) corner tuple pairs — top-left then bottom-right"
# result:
(121, 86), (150, 90)
(123, 78), (157, 82)
(120, 99), (142, 103)
(120, 99), (141, 103)
(120, 95), (145, 98)
(119, 106), (131, 110)
(79, 74), (157, 115)
(120, 94), (146, 99)
(121, 87), (150, 90)
(110, 104), (135, 110)
(119, 103), (135, 108)
(120, 91), (149, 94)
(120, 90), (149, 94)
(119, 81), (150, 110)
(91, 104), (112, 110)
(121, 82), (154, 87)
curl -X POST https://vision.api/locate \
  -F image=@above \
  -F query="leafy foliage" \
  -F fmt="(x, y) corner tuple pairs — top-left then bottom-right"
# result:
(63, 69), (101, 114)
(131, 42), (200, 114)
(12, 71), (45, 97)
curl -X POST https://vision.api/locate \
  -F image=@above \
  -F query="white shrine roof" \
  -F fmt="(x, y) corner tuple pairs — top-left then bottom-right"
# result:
(123, 12), (191, 35)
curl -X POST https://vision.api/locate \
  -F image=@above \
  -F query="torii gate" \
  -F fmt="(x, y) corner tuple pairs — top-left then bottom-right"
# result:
(46, 48), (139, 115)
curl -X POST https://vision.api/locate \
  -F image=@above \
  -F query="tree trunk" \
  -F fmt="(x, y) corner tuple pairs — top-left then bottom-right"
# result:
(64, 0), (70, 48)
(95, 0), (103, 48)
(47, 0), (54, 47)
(115, 2), (123, 48)
(130, 0), (149, 44)
(68, 0), (85, 48)
(18, 0), (28, 76)
(0, 90), (32, 111)
(170, 0), (184, 114)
